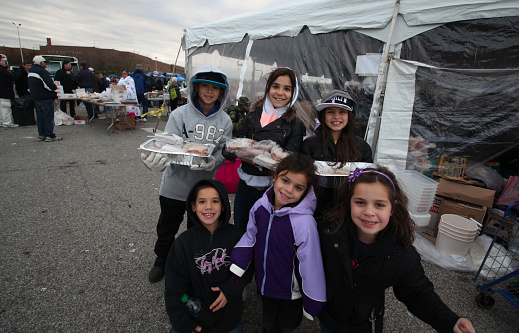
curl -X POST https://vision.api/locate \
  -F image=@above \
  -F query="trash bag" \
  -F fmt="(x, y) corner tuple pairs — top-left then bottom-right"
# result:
(11, 98), (30, 109)
(11, 98), (35, 126)
(413, 231), (484, 272)
(466, 162), (506, 194)
(54, 110), (74, 126)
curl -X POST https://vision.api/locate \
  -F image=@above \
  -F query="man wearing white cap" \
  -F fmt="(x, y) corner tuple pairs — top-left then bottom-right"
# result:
(28, 55), (61, 142)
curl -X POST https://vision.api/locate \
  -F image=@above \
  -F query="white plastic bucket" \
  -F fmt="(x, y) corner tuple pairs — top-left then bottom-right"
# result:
(438, 224), (477, 241)
(436, 229), (472, 255)
(439, 222), (479, 239)
(440, 214), (479, 233)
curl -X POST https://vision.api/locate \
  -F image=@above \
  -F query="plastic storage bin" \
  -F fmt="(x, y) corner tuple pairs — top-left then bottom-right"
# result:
(395, 170), (438, 214)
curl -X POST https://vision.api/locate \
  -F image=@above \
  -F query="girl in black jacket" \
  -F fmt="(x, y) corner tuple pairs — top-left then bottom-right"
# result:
(228, 67), (306, 231)
(318, 167), (475, 333)
(165, 180), (252, 333)
(302, 89), (373, 218)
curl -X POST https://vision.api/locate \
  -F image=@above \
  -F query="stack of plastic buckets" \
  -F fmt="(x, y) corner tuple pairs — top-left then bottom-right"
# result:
(396, 170), (439, 227)
(436, 214), (480, 255)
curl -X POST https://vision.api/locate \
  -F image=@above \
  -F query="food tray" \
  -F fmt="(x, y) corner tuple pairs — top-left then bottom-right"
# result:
(315, 161), (375, 188)
(140, 139), (215, 168)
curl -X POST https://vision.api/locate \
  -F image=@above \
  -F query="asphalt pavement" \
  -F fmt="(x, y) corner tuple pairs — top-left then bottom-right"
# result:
(1, 105), (518, 332)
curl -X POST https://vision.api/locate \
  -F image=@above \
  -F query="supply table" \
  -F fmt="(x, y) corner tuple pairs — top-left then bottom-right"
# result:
(86, 99), (137, 133)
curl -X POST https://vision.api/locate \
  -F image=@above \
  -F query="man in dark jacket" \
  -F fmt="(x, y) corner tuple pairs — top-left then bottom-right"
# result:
(0, 54), (19, 128)
(74, 63), (95, 118)
(14, 60), (32, 98)
(55, 61), (77, 117)
(28, 55), (61, 141)
(131, 64), (150, 120)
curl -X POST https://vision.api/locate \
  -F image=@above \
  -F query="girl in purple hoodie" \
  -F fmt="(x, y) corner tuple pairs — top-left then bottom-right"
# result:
(230, 153), (326, 332)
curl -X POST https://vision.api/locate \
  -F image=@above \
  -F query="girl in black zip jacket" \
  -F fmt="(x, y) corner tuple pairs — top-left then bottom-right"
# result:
(165, 179), (253, 333)
(226, 67), (306, 231)
(301, 89), (373, 218)
(318, 167), (475, 333)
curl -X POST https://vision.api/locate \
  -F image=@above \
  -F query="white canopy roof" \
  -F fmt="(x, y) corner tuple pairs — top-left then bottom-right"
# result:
(184, 0), (519, 50)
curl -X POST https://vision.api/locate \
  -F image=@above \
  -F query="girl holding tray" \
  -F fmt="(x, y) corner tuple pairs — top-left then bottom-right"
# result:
(225, 67), (306, 232)
(301, 89), (373, 218)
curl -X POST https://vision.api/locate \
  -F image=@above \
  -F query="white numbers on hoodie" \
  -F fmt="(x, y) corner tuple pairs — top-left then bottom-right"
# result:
(194, 124), (225, 143)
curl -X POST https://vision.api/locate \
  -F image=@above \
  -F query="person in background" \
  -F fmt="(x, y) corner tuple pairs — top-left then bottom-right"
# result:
(301, 89), (373, 217)
(14, 60), (32, 99)
(165, 179), (252, 333)
(74, 63), (95, 119)
(141, 65), (232, 284)
(28, 56), (60, 141)
(318, 167), (476, 333)
(154, 72), (164, 91)
(226, 96), (249, 137)
(154, 72), (164, 107)
(55, 61), (77, 117)
(166, 76), (181, 111)
(98, 73), (110, 113)
(0, 54), (19, 128)
(98, 73), (110, 92)
(131, 64), (150, 121)
(90, 67), (102, 115)
(230, 154), (326, 332)
(224, 67), (306, 232)
(117, 70), (139, 114)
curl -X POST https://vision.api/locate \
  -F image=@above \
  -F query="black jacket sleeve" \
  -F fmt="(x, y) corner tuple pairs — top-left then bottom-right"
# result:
(354, 136), (373, 163)
(393, 247), (460, 333)
(285, 118), (305, 153)
(165, 239), (200, 333)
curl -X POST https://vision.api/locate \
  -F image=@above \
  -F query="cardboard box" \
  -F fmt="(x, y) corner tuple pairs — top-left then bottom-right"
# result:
(482, 208), (517, 242)
(428, 196), (442, 229)
(74, 115), (88, 125)
(436, 177), (495, 207)
(114, 115), (136, 131)
(430, 176), (495, 236)
(110, 85), (126, 102)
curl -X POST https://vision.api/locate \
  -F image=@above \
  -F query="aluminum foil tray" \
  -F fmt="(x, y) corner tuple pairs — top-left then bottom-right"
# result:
(315, 161), (375, 188)
(140, 139), (215, 168)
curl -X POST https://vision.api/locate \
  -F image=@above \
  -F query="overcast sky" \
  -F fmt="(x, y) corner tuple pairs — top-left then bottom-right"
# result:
(1, 0), (291, 67)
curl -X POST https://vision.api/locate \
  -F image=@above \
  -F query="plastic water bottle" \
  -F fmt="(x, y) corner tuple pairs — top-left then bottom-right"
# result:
(181, 294), (221, 327)
(182, 294), (203, 317)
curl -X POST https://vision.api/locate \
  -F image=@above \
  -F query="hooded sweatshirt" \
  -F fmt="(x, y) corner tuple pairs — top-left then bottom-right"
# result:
(230, 186), (326, 318)
(165, 179), (252, 333)
(160, 65), (233, 201)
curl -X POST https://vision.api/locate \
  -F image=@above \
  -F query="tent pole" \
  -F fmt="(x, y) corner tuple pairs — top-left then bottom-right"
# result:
(365, 0), (400, 160)
(172, 42), (182, 74)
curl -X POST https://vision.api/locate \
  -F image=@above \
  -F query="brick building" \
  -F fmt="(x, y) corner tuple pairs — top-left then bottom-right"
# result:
(1, 38), (185, 77)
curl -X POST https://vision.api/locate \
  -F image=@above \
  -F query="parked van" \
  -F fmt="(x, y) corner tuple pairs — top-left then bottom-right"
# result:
(38, 55), (79, 78)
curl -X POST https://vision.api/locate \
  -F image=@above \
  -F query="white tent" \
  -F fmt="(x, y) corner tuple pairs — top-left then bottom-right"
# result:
(183, 0), (519, 174)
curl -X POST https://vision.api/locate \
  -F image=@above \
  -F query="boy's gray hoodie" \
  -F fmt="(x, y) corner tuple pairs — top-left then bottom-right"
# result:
(160, 65), (232, 201)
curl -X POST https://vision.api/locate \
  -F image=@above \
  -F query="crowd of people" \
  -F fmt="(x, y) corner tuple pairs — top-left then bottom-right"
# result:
(139, 65), (477, 333)
(0, 54), (186, 141)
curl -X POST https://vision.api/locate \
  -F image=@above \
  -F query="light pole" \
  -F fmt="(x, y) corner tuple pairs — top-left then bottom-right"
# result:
(12, 22), (24, 63)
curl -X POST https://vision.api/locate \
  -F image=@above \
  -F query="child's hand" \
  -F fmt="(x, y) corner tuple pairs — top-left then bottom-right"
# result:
(192, 325), (202, 333)
(209, 287), (227, 311)
(453, 318), (475, 333)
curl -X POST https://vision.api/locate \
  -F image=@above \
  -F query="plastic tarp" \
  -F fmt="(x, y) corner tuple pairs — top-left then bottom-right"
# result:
(372, 16), (519, 173)
(188, 29), (384, 135)
(374, 58), (519, 173)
